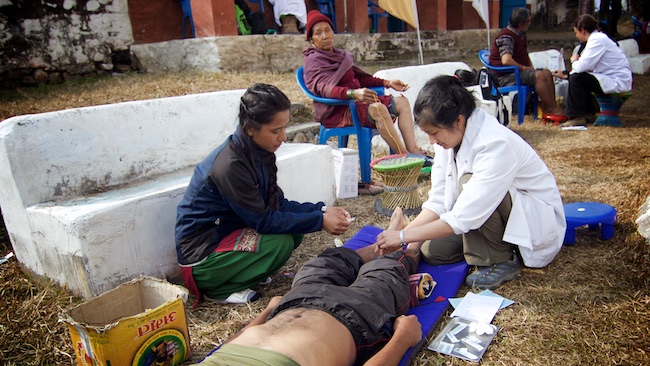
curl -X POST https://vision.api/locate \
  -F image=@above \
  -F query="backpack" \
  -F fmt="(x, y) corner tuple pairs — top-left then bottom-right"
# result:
(235, 4), (252, 35)
(454, 68), (510, 126)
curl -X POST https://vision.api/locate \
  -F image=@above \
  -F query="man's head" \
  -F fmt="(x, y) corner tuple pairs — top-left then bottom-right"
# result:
(509, 8), (532, 31)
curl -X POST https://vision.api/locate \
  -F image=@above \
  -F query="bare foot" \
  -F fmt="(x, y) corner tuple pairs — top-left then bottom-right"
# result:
(544, 107), (566, 116)
(388, 206), (405, 231)
(408, 146), (428, 156)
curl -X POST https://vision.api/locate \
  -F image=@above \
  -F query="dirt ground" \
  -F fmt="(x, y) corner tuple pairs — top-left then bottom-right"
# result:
(1, 26), (649, 366)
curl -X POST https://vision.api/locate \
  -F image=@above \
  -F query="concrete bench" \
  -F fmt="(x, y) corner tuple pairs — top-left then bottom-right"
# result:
(372, 62), (510, 153)
(617, 38), (650, 75)
(0, 90), (336, 299)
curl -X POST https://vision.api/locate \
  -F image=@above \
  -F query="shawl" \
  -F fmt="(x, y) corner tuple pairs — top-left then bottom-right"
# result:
(303, 46), (372, 121)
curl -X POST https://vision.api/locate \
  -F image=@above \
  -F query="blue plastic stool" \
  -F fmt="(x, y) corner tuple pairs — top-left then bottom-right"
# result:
(593, 92), (631, 127)
(563, 202), (617, 245)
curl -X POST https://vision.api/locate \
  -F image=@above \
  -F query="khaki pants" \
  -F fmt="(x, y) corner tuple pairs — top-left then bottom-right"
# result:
(421, 173), (514, 266)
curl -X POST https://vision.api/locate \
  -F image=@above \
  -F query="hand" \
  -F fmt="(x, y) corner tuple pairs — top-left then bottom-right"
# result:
(353, 88), (378, 104)
(267, 295), (282, 310)
(322, 207), (351, 235)
(388, 80), (409, 92)
(392, 315), (422, 348)
(570, 54), (579, 62)
(373, 229), (401, 255)
(551, 70), (567, 79)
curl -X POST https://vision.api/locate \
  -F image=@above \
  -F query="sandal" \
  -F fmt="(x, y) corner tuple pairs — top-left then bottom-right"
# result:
(409, 273), (436, 307)
(203, 288), (260, 304)
(358, 183), (383, 196)
(465, 255), (522, 290)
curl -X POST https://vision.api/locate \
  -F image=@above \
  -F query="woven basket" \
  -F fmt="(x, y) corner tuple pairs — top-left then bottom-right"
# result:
(370, 154), (425, 214)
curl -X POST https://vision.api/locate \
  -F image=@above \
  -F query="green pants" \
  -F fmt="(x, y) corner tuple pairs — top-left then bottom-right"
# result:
(192, 233), (303, 299)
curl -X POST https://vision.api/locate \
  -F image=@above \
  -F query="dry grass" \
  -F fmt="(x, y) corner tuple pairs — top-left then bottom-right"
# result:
(1, 63), (649, 365)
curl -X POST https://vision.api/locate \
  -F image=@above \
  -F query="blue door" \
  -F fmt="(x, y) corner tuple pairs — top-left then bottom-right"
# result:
(500, 0), (526, 28)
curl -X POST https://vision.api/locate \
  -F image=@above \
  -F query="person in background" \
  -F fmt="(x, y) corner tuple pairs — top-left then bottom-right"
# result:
(268, 0), (307, 34)
(176, 84), (351, 306)
(489, 7), (565, 118)
(374, 75), (566, 290)
(552, 14), (632, 127)
(302, 10), (428, 194)
(599, 0), (622, 37)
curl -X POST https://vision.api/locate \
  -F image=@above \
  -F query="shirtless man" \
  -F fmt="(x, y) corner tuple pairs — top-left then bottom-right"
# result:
(198, 208), (423, 366)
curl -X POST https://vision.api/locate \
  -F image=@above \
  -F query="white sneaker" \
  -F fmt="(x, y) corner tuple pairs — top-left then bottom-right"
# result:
(203, 288), (260, 304)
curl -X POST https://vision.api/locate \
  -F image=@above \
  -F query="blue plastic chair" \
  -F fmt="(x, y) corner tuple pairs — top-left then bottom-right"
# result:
(315, 0), (337, 33)
(478, 49), (538, 125)
(179, 0), (196, 38)
(296, 66), (384, 184)
(247, 0), (265, 13)
(368, 1), (388, 33)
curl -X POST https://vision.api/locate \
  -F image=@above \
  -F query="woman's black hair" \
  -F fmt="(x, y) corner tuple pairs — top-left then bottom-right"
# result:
(238, 83), (291, 210)
(413, 75), (476, 129)
(509, 8), (531, 28)
(239, 83), (291, 131)
(574, 14), (599, 33)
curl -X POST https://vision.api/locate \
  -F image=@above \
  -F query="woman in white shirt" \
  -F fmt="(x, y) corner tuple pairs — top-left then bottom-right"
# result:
(553, 14), (632, 127)
(374, 75), (566, 290)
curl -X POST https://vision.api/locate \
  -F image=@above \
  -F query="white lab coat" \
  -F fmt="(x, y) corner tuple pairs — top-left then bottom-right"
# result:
(422, 108), (566, 268)
(268, 0), (307, 28)
(570, 31), (632, 94)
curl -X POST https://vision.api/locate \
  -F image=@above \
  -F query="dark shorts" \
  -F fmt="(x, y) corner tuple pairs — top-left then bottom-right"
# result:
(268, 247), (416, 364)
(498, 68), (537, 87)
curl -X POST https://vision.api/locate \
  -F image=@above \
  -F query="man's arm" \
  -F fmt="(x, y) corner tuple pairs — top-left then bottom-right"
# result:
(223, 296), (282, 345)
(501, 53), (534, 71)
(363, 315), (422, 366)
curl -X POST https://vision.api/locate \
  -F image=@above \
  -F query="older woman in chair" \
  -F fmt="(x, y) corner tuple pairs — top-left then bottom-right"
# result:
(302, 10), (427, 193)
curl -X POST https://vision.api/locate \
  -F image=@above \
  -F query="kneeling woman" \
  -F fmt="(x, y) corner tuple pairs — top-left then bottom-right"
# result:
(176, 84), (351, 305)
(375, 76), (566, 290)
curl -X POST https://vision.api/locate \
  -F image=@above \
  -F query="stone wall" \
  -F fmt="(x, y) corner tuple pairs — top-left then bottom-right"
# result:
(0, 0), (583, 88)
(0, 0), (133, 88)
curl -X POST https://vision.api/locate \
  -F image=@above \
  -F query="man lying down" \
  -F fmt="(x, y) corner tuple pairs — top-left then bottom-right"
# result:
(197, 208), (434, 366)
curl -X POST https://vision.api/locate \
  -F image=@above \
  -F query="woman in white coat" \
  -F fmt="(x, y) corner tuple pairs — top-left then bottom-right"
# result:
(553, 14), (632, 127)
(374, 75), (566, 290)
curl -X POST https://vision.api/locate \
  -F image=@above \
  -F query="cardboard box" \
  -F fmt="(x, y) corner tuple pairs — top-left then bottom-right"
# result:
(61, 276), (190, 366)
(332, 148), (358, 199)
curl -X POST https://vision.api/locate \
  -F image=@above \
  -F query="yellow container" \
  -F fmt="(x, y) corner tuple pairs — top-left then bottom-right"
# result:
(61, 276), (190, 366)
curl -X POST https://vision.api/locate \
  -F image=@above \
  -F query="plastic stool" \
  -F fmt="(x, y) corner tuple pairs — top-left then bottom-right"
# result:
(563, 202), (617, 245)
(593, 92), (631, 127)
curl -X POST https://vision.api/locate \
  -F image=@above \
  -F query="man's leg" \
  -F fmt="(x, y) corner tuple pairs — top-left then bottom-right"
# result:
(530, 69), (564, 115)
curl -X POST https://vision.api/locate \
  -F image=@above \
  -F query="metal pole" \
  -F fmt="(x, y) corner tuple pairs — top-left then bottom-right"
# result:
(344, 0), (348, 32)
(412, 0), (424, 64)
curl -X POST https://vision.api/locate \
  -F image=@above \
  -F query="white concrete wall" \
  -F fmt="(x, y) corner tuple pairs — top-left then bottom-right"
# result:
(372, 62), (500, 153)
(0, 90), (335, 299)
(0, 0), (133, 74)
(618, 38), (650, 75)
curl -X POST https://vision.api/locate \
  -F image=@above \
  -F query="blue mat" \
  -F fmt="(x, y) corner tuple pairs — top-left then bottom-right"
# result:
(342, 225), (468, 366)
(202, 225), (468, 366)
